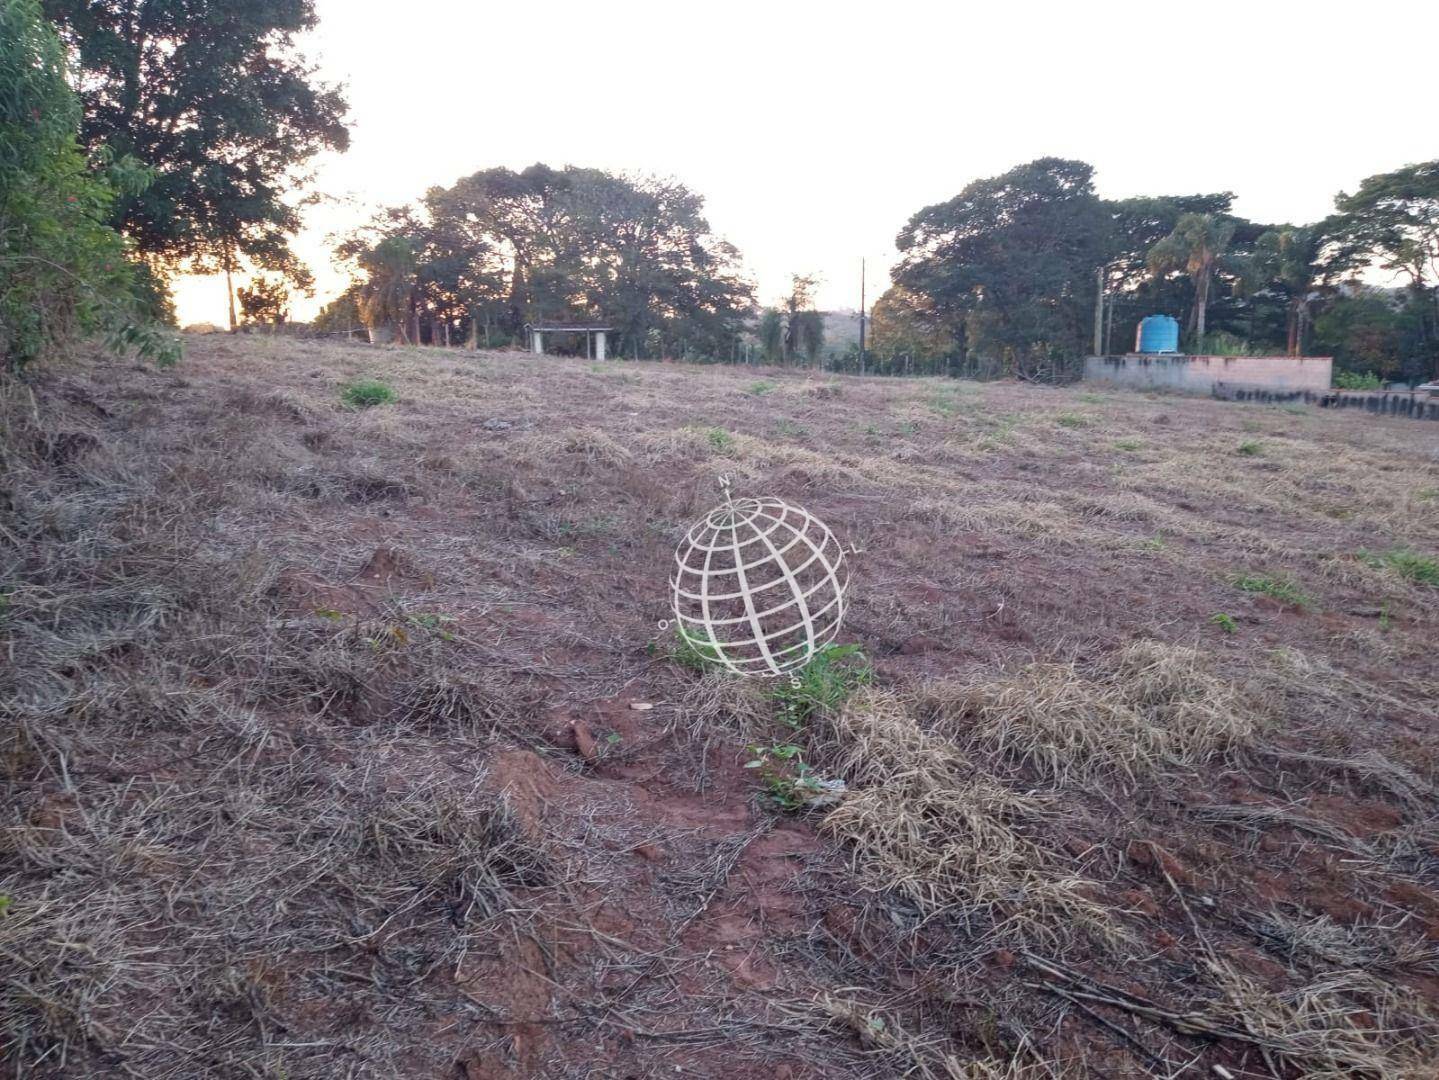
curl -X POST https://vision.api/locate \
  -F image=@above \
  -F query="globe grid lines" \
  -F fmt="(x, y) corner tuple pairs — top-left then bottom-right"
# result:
(670, 495), (849, 678)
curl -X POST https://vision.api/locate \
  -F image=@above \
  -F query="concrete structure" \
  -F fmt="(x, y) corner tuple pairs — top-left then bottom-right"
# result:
(526, 323), (612, 360)
(1083, 353), (1332, 395)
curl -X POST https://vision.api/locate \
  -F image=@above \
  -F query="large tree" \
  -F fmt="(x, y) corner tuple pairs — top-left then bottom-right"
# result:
(1237, 225), (1336, 356)
(1328, 161), (1439, 381)
(342, 165), (755, 359)
(1312, 293), (1407, 382)
(893, 158), (1110, 375)
(867, 285), (957, 373)
(42, 0), (349, 324)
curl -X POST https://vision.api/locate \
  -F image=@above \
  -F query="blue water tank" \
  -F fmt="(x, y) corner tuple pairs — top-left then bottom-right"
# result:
(1135, 315), (1180, 354)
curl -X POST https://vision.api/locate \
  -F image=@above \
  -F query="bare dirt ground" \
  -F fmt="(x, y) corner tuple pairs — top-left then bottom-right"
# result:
(4, 333), (1439, 1079)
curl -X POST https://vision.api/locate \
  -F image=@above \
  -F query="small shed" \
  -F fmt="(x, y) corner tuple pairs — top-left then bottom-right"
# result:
(526, 322), (613, 360)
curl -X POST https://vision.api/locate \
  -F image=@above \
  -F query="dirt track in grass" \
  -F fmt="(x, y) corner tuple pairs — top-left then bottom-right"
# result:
(3, 332), (1439, 1079)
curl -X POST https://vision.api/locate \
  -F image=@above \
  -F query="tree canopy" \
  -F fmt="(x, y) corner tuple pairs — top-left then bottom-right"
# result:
(1, 0), (176, 368)
(894, 158), (1110, 375)
(42, 0), (349, 291)
(338, 165), (755, 359)
(866, 285), (957, 374)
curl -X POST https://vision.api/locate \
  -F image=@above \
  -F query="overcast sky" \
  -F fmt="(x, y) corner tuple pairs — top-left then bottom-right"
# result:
(173, 0), (1439, 326)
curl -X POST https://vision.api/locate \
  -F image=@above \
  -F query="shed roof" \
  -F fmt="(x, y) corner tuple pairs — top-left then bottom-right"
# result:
(527, 322), (613, 332)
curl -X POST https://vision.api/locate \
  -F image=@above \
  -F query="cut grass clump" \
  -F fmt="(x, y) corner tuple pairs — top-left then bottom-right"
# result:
(785, 992), (1053, 1079)
(678, 672), (770, 741)
(1234, 572), (1311, 608)
(811, 689), (1115, 944)
(916, 641), (1261, 783)
(340, 378), (397, 409)
(1358, 548), (1439, 587)
(1200, 964), (1438, 1079)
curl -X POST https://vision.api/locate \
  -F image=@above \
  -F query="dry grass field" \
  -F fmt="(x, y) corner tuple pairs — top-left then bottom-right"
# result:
(4, 333), (1439, 1079)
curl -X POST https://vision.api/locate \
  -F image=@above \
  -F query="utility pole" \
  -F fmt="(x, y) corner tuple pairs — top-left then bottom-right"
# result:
(858, 258), (867, 373)
(1104, 284), (1115, 355)
(1093, 266), (1104, 356)
(224, 246), (237, 331)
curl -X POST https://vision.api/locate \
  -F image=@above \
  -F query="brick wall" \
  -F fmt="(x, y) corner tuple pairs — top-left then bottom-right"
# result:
(1083, 354), (1333, 394)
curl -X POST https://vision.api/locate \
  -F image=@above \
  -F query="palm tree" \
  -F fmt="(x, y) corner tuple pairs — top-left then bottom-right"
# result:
(356, 235), (418, 344)
(1147, 213), (1236, 348)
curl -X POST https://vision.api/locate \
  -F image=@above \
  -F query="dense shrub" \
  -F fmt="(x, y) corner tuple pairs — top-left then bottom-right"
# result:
(1332, 369), (1383, 390)
(0, 0), (177, 368)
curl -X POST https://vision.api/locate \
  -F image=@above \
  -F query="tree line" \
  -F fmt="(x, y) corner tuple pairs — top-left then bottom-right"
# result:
(4, 0), (1435, 387)
(328, 153), (1439, 386)
(878, 157), (1439, 385)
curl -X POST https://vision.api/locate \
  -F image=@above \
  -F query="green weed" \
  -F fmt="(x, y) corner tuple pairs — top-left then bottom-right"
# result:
(1358, 548), (1439, 587)
(550, 514), (619, 540)
(340, 378), (397, 409)
(1232, 573), (1310, 608)
(672, 626), (722, 671)
(748, 380), (776, 396)
(773, 643), (871, 729)
(1209, 612), (1237, 634)
(743, 742), (837, 811)
(1055, 412), (1093, 429)
(1237, 440), (1263, 456)
(705, 428), (734, 453)
(1114, 438), (1142, 452)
